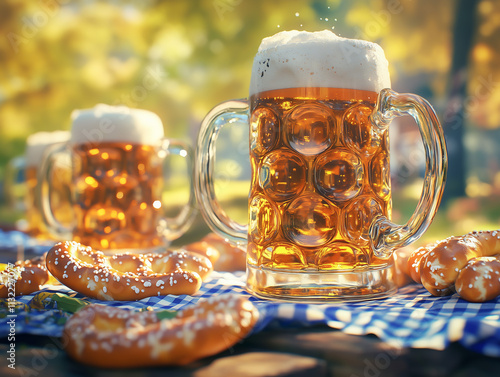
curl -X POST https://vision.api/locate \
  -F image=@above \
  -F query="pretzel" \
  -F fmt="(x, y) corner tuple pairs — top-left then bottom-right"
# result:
(182, 233), (247, 272)
(46, 241), (213, 301)
(392, 246), (413, 287)
(455, 256), (500, 302)
(0, 255), (51, 297)
(407, 241), (438, 284)
(63, 294), (259, 368)
(408, 230), (500, 298)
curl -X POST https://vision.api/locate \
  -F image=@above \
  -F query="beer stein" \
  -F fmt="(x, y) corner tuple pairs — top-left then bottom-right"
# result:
(40, 104), (196, 253)
(195, 31), (447, 301)
(4, 131), (71, 239)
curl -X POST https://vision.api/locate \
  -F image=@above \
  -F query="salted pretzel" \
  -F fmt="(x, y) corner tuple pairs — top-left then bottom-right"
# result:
(408, 230), (500, 300)
(46, 241), (213, 301)
(0, 255), (51, 297)
(392, 246), (413, 287)
(182, 232), (247, 272)
(63, 294), (259, 368)
(407, 241), (438, 284)
(455, 256), (500, 302)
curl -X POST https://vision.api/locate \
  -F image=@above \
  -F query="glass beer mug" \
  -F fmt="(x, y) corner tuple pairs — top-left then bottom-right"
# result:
(196, 31), (447, 301)
(4, 131), (72, 239)
(40, 104), (196, 253)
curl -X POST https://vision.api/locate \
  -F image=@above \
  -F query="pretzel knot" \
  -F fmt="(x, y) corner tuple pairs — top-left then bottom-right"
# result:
(63, 294), (259, 368)
(407, 230), (500, 301)
(46, 241), (213, 301)
(0, 255), (50, 297)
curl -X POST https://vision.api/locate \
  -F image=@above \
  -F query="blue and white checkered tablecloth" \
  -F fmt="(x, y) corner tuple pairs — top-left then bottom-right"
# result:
(1, 271), (500, 357)
(1, 230), (500, 358)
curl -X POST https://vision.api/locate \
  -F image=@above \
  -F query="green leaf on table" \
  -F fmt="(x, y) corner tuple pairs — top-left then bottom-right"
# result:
(156, 309), (178, 320)
(49, 293), (90, 313)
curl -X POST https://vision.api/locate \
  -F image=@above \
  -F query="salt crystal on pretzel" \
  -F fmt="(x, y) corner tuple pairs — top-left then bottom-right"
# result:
(46, 241), (213, 301)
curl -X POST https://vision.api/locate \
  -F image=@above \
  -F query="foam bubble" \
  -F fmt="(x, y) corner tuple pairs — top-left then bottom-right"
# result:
(70, 104), (164, 146)
(25, 131), (70, 167)
(250, 30), (391, 96)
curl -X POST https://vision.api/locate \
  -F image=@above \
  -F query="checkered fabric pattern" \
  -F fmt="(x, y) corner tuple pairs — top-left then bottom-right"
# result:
(1, 231), (500, 358)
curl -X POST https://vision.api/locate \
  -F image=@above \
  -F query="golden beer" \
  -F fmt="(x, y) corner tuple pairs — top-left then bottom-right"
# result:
(248, 87), (390, 273)
(71, 142), (164, 250)
(25, 166), (44, 237)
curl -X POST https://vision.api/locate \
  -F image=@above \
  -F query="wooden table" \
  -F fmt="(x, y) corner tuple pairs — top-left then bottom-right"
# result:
(2, 324), (500, 377)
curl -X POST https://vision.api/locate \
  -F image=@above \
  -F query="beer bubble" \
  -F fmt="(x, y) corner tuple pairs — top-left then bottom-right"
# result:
(314, 149), (364, 201)
(286, 103), (334, 156)
(259, 150), (306, 201)
(295, 12), (300, 17)
(283, 194), (337, 247)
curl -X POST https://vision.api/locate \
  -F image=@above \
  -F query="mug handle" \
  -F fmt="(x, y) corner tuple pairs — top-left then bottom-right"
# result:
(369, 88), (448, 258)
(195, 100), (249, 246)
(38, 142), (73, 240)
(159, 139), (197, 241)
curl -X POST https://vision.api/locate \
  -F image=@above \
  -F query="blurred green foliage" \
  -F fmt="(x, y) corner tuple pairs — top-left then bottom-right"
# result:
(0, 0), (459, 170)
(1, 0), (499, 235)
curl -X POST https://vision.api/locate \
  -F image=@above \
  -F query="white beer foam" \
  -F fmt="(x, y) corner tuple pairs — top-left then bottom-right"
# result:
(250, 30), (391, 96)
(70, 104), (164, 146)
(25, 131), (70, 167)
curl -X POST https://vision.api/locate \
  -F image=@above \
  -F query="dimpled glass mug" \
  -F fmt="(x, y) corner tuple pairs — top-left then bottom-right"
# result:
(195, 31), (447, 301)
(40, 104), (196, 253)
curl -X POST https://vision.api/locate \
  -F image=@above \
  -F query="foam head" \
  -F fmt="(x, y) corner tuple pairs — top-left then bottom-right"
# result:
(70, 104), (165, 146)
(250, 30), (391, 96)
(25, 131), (70, 167)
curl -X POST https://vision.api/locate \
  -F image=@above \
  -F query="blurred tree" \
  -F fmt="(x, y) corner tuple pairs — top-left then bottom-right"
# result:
(442, 0), (479, 201)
